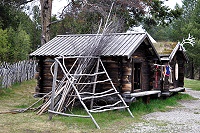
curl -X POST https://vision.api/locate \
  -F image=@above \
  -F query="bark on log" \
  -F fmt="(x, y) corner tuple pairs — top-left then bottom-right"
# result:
(40, 0), (52, 45)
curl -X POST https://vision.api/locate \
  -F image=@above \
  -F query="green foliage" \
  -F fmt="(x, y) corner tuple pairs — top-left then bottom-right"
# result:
(18, 10), (41, 51)
(0, 4), (24, 30)
(1, 0), (30, 7)
(0, 3), (40, 62)
(0, 29), (10, 61)
(58, 12), (103, 35)
(148, 0), (200, 76)
(182, 0), (200, 69)
(147, 25), (172, 41)
(50, 15), (63, 37)
(5, 26), (31, 62)
(0, 26), (31, 62)
(28, 5), (41, 50)
(52, 0), (182, 35)
(143, 1), (183, 30)
(148, 0), (198, 41)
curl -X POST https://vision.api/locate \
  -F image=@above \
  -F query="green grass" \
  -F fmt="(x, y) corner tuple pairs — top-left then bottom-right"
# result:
(0, 80), (38, 109)
(184, 78), (200, 91)
(129, 93), (194, 118)
(0, 79), (198, 132)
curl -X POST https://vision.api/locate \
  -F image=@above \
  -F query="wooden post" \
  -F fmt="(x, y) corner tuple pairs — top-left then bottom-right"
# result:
(90, 58), (100, 109)
(49, 61), (58, 120)
(190, 58), (194, 79)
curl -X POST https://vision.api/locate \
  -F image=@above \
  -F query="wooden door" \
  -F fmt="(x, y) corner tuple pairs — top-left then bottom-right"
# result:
(133, 63), (142, 91)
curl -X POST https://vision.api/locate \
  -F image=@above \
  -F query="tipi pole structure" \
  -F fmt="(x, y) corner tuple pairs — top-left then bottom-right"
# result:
(49, 57), (101, 129)
(99, 59), (134, 118)
(41, 55), (134, 129)
(49, 60), (58, 120)
(90, 57), (100, 109)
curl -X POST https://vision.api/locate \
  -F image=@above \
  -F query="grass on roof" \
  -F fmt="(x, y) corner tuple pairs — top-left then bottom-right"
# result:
(153, 41), (177, 55)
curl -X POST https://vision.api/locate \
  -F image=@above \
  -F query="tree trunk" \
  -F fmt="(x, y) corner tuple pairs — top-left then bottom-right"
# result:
(199, 67), (200, 80)
(40, 0), (52, 45)
(190, 58), (194, 79)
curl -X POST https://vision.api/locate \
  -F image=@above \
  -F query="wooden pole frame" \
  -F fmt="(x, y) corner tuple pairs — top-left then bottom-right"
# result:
(47, 56), (134, 129)
(49, 61), (58, 120)
(90, 58), (100, 109)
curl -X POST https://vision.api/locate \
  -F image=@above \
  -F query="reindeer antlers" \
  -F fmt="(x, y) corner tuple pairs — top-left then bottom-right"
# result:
(181, 34), (195, 47)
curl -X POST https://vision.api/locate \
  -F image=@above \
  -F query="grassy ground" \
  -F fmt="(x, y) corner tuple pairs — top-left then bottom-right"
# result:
(0, 79), (196, 133)
(184, 78), (200, 91)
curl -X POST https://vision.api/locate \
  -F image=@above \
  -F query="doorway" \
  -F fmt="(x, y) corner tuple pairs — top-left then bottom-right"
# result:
(133, 63), (141, 91)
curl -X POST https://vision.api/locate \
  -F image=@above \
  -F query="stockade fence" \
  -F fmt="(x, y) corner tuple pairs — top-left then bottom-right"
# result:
(0, 60), (37, 89)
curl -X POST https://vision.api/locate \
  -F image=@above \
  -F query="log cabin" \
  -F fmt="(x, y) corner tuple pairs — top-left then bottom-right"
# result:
(30, 32), (162, 102)
(153, 42), (189, 96)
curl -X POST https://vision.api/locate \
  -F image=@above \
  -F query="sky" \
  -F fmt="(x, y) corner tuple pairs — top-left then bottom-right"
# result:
(52, 0), (69, 16)
(164, 0), (182, 8)
(52, 0), (183, 15)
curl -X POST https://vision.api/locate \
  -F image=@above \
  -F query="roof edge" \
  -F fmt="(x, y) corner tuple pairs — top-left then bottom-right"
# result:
(169, 42), (189, 62)
(56, 32), (146, 37)
(145, 33), (161, 62)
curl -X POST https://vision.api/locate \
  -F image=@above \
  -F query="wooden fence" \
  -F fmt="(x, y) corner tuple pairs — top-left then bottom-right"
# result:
(0, 60), (37, 88)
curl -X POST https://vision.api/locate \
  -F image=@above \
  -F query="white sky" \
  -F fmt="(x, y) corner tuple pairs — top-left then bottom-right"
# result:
(52, 0), (69, 15)
(52, 0), (183, 15)
(164, 0), (182, 8)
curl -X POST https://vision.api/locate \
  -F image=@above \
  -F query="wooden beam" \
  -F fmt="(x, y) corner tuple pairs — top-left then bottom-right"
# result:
(130, 90), (161, 97)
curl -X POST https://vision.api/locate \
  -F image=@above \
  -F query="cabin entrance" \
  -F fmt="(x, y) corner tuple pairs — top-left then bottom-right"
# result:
(132, 63), (141, 91)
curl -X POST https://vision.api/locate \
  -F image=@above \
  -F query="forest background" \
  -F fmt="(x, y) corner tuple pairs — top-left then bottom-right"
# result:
(0, 0), (199, 79)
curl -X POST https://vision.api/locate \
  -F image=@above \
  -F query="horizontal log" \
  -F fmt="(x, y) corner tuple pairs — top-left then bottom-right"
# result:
(89, 101), (122, 112)
(122, 71), (131, 76)
(130, 90), (161, 97)
(89, 106), (128, 113)
(104, 64), (119, 68)
(48, 110), (90, 118)
(43, 62), (54, 65)
(41, 87), (52, 92)
(82, 92), (119, 100)
(122, 83), (131, 92)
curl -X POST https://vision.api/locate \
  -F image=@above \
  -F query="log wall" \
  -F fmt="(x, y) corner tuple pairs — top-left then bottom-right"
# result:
(36, 57), (77, 93)
(172, 51), (185, 88)
(35, 43), (159, 94)
(102, 42), (158, 93)
(100, 57), (121, 92)
(160, 51), (186, 92)
(131, 43), (151, 92)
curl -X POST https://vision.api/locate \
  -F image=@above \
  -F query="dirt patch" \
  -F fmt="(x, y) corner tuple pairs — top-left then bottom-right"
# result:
(123, 88), (200, 133)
